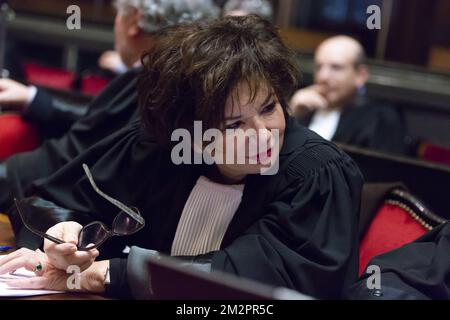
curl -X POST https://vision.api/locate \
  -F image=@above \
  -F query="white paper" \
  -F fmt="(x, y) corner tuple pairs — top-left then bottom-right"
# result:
(0, 255), (63, 297)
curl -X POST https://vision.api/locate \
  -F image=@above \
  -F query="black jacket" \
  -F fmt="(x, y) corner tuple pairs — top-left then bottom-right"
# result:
(0, 68), (140, 212)
(348, 221), (450, 299)
(298, 97), (408, 155)
(22, 88), (88, 138)
(8, 117), (364, 299)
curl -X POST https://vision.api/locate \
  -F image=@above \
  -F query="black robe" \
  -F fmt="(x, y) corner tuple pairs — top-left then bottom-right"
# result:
(8, 117), (364, 299)
(348, 221), (450, 299)
(0, 67), (140, 212)
(298, 97), (408, 156)
(22, 88), (89, 139)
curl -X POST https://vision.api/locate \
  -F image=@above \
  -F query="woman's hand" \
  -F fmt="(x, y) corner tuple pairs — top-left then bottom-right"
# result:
(44, 221), (99, 272)
(0, 248), (109, 293)
(0, 248), (71, 291)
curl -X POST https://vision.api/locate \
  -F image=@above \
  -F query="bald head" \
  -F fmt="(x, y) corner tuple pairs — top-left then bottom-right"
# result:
(313, 35), (368, 109)
(316, 35), (366, 68)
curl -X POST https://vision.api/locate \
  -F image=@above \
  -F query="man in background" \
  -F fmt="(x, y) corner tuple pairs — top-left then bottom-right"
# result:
(290, 35), (407, 155)
(0, 0), (219, 212)
(0, 0), (219, 137)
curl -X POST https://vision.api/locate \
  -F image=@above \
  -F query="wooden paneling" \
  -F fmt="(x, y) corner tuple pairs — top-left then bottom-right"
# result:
(0, 213), (15, 248)
(9, 0), (115, 25)
(279, 27), (333, 53)
(428, 46), (450, 72)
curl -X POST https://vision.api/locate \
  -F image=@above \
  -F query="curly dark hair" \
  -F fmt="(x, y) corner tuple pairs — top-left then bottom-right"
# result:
(139, 14), (301, 148)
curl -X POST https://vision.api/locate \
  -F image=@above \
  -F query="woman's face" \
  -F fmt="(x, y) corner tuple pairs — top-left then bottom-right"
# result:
(213, 81), (286, 182)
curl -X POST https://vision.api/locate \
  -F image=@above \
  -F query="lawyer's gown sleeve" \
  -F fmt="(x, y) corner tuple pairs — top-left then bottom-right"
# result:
(23, 88), (88, 138)
(210, 144), (363, 299)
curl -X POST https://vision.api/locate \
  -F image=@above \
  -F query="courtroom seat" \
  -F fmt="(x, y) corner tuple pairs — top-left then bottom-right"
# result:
(338, 143), (450, 219)
(0, 114), (40, 161)
(359, 186), (447, 275)
(418, 141), (450, 167)
(24, 62), (75, 91)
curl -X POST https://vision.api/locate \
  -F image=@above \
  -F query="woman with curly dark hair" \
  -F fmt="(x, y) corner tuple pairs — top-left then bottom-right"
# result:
(1, 15), (363, 299)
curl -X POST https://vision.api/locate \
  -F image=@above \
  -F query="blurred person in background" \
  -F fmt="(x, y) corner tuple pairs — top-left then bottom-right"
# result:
(0, 0), (219, 137)
(223, 0), (273, 20)
(0, 0), (219, 213)
(290, 35), (408, 155)
(98, 0), (275, 74)
(1, 15), (363, 299)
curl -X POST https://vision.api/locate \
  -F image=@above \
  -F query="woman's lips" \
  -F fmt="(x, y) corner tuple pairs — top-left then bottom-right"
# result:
(249, 148), (272, 163)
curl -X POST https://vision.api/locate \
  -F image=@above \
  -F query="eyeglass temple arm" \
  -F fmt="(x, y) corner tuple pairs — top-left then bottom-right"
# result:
(82, 163), (145, 225)
(13, 198), (66, 245)
(43, 234), (66, 245)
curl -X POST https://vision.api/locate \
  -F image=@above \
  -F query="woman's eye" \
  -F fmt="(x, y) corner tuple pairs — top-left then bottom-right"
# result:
(261, 102), (276, 115)
(225, 121), (243, 130)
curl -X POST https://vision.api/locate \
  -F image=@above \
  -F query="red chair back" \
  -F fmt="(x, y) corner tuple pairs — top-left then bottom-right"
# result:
(359, 189), (446, 276)
(419, 142), (450, 167)
(0, 114), (40, 160)
(24, 63), (75, 91)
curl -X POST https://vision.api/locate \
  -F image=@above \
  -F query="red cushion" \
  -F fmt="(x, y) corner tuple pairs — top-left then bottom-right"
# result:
(24, 63), (75, 91)
(420, 143), (450, 166)
(80, 75), (110, 96)
(0, 114), (40, 160)
(358, 203), (428, 276)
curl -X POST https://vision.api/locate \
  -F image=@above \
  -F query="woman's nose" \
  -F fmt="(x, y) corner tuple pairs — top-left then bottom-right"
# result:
(258, 127), (271, 144)
(248, 117), (272, 145)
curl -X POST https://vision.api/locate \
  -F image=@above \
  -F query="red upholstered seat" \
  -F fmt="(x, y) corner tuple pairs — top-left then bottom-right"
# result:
(0, 114), (40, 160)
(358, 188), (446, 276)
(358, 203), (428, 275)
(24, 63), (75, 91)
(419, 142), (450, 167)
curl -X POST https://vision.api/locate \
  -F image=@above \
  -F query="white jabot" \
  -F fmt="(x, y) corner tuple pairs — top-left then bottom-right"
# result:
(170, 176), (244, 256)
(308, 109), (341, 141)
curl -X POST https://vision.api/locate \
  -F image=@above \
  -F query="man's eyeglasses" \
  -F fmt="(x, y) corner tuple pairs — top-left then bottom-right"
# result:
(14, 163), (145, 251)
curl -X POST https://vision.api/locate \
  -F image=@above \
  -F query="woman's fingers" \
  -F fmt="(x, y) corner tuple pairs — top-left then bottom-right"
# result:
(44, 221), (83, 252)
(0, 249), (23, 267)
(47, 243), (78, 256)
(0, 248), (37, 270)
(46, 247), (99, 271)
(44, 221), (85, 269)
(62, 222), (83, 244)
(6, 276), (48, 289)
(0, 250), (47, 275)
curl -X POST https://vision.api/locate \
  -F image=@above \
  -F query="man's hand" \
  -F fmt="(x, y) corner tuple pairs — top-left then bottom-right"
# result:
(0, 78), (34, 111)
(98, 50), (127, 74)
(289, 85), (329, 116)
(44, 221), (99, 272)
